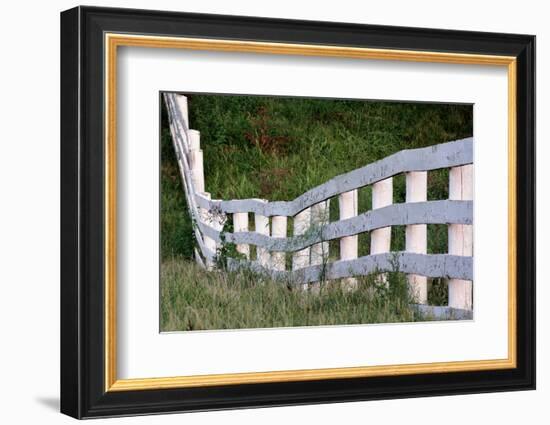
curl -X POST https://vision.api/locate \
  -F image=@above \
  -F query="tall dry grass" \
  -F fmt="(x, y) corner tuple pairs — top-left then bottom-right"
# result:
(160, 258), (428, 331)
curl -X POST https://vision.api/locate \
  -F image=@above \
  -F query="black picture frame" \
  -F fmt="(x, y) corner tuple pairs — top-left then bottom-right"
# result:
(60, 5), (535, 419)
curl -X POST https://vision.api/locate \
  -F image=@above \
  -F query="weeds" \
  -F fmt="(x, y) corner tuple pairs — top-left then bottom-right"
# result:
(161, 258), (428, 331)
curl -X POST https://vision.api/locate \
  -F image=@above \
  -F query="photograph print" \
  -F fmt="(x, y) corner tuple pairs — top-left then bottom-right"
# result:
(160, 92), (474, 332)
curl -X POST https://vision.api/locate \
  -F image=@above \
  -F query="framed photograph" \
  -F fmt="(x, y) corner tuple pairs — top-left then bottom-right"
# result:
(60, 6), (535, 419)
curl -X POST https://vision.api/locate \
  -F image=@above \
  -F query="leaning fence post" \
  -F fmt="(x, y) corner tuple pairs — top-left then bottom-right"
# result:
(271, 216), (287, 271)
(233, 212), (250, 259)
(187, 129), (208, 266)
(254, 200), (270, 268)
(406, 171), (428, 303)
(174, 94), (189, 132)
(293, 208), (311, 290)
(339, 191), (358, 289)
(371, 178), (393, 282)
(448, 164), (473, 309)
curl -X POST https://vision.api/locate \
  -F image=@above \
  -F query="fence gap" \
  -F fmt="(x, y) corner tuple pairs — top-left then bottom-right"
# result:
(285, 217), (294, 271)
(358, 232), (370, 258)
(428, 277), (448, 306)
(427, 224), (448, 254)
(358, 185), (372, 213)
(327, 194), (339, 269)
(406, 171), (428, 304)
(371, 178), (393, 253)
(427, 168), (449, 201)
(448, 164), (473, 310)
(391, 226), (406, 252)
(393, 173), (406, 204)
(328, 239), (340, 263)
(357, 187), (372, 258)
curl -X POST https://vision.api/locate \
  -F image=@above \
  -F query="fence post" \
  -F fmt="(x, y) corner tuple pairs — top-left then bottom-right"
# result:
(293, 208), (311, 290)
(174, 94), (189, 131)
(448, 165), (473, 309)
(186, 128), (208, 266)
(339, 191), (358, 289)
(371, 178), (393, 282)
(188, 130), (204, 194)
(271, 216), (287, 271)
(255, 200), (270, 268)
(310, 200), (330, 291)
(200, 193), (215, 265)
(200, 192), (217, 269)
(406, 171), (428, 303)
(188, 128), (200, 151)
(233, 212), (249, 259)
(205, 193), (227, 265)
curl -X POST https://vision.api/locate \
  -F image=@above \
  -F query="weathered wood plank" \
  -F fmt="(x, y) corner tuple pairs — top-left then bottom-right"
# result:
(195, 138), (473, 217)
(370, 177), (393, 254)
(448, 164), (474, 310)
(227, 252), (473, 285)
(406, 171), (428, 303)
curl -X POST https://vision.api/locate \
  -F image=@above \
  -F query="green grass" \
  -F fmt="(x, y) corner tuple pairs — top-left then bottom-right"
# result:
(161, 258), (425, 331)
(160, 94), (471, 331)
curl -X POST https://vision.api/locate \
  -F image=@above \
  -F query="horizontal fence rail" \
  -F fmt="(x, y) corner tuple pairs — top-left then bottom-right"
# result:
(227, 252), (473, 285)
(194, 138), (474, 217)
(164, 92), (475, 318)
(199, 200), (473, 252)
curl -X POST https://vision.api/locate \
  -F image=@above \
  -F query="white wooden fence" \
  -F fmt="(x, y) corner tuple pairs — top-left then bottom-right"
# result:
(164, 93), (474, 319)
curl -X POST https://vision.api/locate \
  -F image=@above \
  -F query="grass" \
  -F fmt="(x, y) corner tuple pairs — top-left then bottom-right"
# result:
(161, 258), (425, 331)
(160, 94), (471, 331)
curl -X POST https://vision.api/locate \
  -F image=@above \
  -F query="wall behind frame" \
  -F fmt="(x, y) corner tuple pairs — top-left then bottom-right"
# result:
(0, 1), (543, 425)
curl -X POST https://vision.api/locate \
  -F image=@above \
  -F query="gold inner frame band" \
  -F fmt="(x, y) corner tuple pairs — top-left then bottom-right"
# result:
(104, 33), (517, 392)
